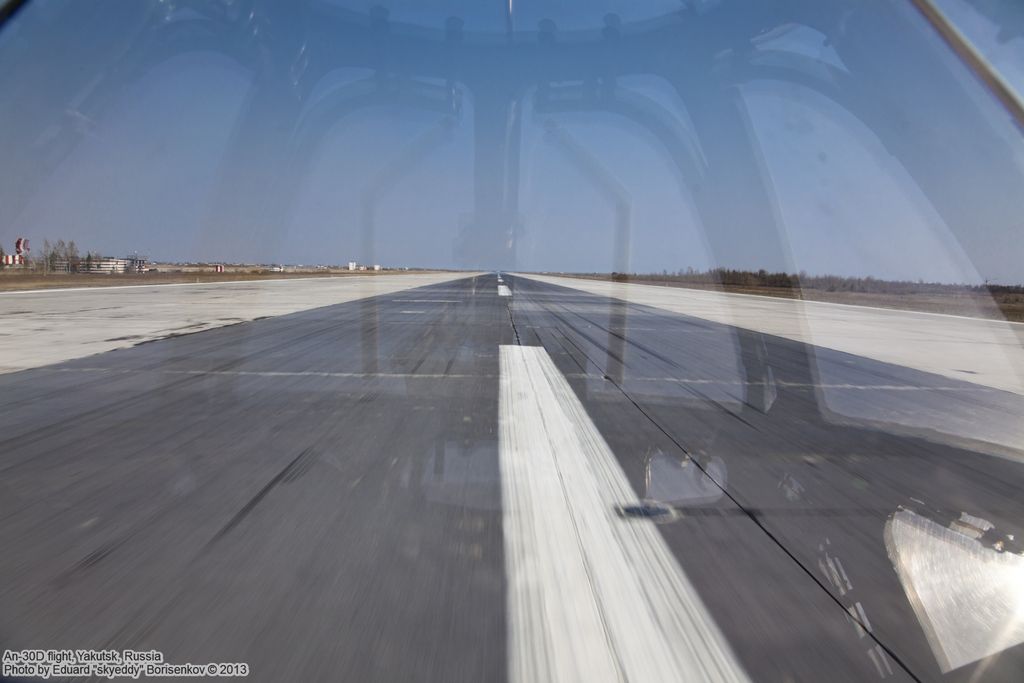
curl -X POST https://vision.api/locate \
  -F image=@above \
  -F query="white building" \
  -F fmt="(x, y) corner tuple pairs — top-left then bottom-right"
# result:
(82, 256), (148, 274)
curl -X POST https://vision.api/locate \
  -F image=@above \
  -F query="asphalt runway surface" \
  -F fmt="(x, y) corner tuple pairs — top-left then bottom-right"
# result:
(1, 273), (1021, 682)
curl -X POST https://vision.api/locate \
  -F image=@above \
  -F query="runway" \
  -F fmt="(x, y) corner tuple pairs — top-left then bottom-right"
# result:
(1, 273), (1021, 682)
(0, 272), (475, 374)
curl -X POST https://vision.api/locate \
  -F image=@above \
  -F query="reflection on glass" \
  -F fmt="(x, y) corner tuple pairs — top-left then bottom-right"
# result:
(419, 440), (501, 511)
(0, 1), (1023, 681)
(646, 450), (725, 507)
(885, 507), (1024, 673)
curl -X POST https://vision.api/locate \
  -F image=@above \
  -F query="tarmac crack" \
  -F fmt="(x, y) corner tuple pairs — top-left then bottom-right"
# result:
(594, 353), (923, 683)
(506, 290), (521, 345)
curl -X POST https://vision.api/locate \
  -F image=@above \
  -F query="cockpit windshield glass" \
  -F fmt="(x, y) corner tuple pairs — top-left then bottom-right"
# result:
(1, 1), (1022, 682)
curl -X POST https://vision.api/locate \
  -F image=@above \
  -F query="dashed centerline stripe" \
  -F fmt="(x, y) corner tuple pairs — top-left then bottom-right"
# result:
(31, 366), (988, 391)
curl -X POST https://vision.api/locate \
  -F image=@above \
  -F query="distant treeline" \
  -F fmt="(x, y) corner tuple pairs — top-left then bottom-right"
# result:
(601, 268), (1024, 296)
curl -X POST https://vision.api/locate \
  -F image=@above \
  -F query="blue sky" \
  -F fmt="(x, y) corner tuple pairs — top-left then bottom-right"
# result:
(1, 0), (1022, 283)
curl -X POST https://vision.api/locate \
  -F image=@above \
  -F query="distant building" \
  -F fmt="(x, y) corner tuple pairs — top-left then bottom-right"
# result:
(83, 257), (128, 274)
(82, 256), (148, 274)
(373, 264), (382, 271)
(126, 255), (147, 273)
(348, 261), (358, 271)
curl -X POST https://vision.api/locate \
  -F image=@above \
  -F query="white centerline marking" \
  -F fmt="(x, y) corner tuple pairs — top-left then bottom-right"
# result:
(499, 345), (749, 683)
(498, 284), (512, 297)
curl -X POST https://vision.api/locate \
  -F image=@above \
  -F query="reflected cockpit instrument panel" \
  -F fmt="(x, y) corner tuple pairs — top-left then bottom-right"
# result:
(886, 505), (1024, 673)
